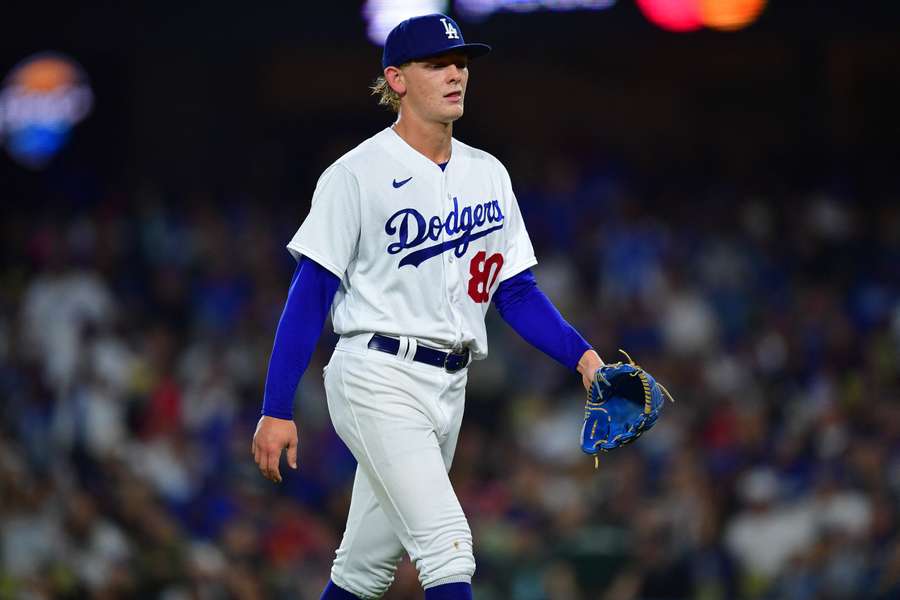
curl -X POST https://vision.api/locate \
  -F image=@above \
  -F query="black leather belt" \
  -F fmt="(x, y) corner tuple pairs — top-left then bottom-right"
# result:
(367, 334), (470, 373)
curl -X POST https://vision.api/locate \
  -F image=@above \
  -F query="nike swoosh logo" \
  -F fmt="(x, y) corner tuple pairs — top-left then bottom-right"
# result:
(392, 176), (413, 189)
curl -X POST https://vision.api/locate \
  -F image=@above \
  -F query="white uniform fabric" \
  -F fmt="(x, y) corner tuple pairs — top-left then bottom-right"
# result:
(324, 333), (472, 597)
(288, 127), (537, 596)
(287, 126), (537, 360)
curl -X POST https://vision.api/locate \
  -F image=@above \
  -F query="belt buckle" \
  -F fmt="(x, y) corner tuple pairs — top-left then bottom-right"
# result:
(444, 349), (466, 373)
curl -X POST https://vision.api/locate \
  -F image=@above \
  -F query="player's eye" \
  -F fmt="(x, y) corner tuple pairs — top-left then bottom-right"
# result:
(425, 60), (466, 70)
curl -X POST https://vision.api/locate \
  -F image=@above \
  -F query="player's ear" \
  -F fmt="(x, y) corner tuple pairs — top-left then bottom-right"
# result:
(384, 66), (406, 95)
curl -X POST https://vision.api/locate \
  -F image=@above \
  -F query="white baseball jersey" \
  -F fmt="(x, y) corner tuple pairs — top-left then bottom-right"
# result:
(287, 126), (537, 361)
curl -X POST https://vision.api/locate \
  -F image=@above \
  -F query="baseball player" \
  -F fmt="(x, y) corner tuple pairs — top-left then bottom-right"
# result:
(251, 13), (605, 600)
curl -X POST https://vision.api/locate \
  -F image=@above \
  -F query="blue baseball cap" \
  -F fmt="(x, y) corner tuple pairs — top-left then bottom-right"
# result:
(382, 13), (491, 70)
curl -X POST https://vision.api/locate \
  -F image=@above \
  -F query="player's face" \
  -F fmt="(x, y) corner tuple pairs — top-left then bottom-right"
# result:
(401, 52), (469, 124)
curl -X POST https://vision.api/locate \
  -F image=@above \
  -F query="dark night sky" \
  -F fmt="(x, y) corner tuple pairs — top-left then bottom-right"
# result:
(1, 2), (898, 211)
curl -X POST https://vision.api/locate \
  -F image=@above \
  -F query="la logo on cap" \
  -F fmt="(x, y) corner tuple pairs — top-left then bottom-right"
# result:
(440, 18), (460, 40)
(380, 13), (491, 70)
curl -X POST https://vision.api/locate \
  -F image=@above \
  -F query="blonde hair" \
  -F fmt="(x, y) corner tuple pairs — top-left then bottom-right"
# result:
(371, 63), (410, 112)
(371, 75), (401, 112)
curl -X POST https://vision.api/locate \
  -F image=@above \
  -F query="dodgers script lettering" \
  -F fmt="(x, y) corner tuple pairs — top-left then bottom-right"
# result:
(385, 197), (504, 268)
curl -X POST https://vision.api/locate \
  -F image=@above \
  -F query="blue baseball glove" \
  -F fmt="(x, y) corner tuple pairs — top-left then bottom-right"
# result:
(581, 350), (674, 467)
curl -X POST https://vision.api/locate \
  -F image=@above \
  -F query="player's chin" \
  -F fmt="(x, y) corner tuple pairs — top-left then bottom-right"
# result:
(442, 103), (464, 121)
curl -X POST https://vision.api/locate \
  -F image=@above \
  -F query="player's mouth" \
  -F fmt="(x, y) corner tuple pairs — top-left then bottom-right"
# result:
(444, 91), (462, 102)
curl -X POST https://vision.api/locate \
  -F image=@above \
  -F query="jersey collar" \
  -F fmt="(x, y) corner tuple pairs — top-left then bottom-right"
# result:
(378, 127), (457, 179)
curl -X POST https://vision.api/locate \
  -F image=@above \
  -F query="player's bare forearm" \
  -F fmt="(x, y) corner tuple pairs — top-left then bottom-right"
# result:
(577, 349), (605, 392)
(251, 415), (299, 483)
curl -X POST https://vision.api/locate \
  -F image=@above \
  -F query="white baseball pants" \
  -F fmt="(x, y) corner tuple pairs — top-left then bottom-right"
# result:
(323, 333), (474, 599)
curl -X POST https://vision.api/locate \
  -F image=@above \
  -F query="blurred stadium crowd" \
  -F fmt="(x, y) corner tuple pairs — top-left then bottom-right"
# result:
(1, 154), (898, 599)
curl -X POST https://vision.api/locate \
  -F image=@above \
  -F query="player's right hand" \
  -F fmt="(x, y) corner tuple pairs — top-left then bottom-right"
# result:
(251, 416), (299, 483)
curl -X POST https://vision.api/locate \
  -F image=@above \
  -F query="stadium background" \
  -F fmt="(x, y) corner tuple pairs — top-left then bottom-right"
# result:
(1, 2), (898, 598)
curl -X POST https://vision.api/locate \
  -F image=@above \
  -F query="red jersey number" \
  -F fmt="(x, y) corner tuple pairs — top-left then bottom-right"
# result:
(467, 251), (504, 303)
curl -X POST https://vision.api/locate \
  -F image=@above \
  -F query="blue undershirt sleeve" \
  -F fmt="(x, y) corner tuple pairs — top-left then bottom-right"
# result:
(492, 269), (591, 371)
(261, 256), (341, 420)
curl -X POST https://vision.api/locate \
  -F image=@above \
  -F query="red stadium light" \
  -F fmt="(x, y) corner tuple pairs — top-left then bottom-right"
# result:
(637, 0), (766, 33)
(636, 0), (703, 33)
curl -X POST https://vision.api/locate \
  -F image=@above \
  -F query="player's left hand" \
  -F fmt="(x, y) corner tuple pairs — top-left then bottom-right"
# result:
(580, 350), (674, 465)
(577, 349), (605, 392)
(251, 416), (299, 483)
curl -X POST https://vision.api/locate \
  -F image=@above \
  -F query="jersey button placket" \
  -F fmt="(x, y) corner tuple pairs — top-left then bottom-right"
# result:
(444, 185), (464, 344)
(445, 193), (459, 277)
(447, 189), (454, 266)
(438, 177), (457, 341)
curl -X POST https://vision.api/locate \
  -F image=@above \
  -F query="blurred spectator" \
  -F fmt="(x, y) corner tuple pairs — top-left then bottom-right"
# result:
(1, 152), (897, 598)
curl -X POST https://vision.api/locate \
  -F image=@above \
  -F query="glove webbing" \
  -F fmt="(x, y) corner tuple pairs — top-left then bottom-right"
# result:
(588, 350), (675, 469)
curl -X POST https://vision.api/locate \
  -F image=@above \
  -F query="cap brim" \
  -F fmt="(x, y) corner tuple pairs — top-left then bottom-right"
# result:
(419, 43), (492, 62)
(458, 43), (492, 60)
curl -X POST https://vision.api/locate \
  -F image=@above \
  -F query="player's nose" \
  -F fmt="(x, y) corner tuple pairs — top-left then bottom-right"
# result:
(445, 64), (463, 82)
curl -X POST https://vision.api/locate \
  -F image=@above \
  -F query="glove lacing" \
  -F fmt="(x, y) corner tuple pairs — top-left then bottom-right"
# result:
(587, 349), (675, 469)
